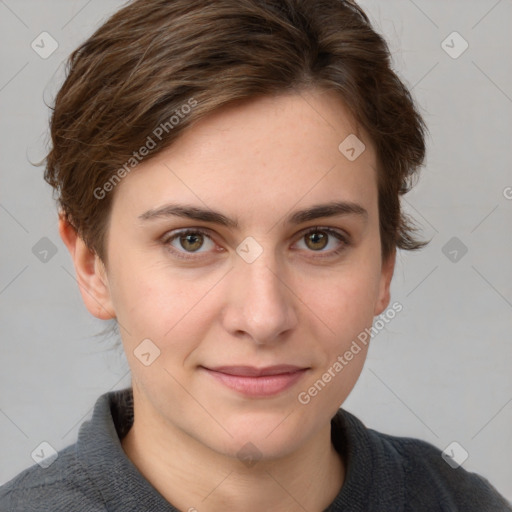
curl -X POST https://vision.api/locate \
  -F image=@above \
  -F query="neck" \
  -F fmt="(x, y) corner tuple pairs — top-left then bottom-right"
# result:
(121, 388), (345, 512)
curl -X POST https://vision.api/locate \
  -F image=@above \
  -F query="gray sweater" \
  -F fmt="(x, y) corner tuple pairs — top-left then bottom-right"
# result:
(0, 388), (510, 511)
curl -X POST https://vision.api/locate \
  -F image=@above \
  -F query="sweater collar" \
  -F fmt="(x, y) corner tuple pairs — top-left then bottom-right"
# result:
(326, 407), (405, 511)
(77, 387), (178, 512)
(77, 387), (405, 512)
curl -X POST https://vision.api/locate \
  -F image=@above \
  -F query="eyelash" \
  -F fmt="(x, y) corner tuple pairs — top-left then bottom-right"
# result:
(160, 226), (350, 261)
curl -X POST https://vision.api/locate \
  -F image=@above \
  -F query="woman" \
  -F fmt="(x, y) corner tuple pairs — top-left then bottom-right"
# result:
(1, 0), (510, 510)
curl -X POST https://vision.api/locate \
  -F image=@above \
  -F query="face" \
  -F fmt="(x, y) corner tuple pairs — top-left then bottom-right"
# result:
(67, 88), (395, 460)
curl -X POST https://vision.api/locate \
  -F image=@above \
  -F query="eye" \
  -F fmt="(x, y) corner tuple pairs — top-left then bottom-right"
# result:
(294, 227), (349, 258)
(161, 226), (350, 261)
(162, 228), (217, 259)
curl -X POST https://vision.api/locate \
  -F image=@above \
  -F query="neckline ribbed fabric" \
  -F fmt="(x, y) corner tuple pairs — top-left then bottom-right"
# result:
(74, 387), (406, 511)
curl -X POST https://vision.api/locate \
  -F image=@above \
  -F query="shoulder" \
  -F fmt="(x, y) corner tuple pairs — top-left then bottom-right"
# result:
(334, 409), (512, 511)
(0, 443), (105, 512)
(368, 428), (512, 511)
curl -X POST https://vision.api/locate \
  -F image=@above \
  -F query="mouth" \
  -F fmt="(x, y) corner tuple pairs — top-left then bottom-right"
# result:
(200, 365), (309, 397)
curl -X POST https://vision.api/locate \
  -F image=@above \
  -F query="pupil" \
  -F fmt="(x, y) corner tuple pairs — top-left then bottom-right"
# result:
(308, 232), (327, 250)
(182, 234), (202, 251)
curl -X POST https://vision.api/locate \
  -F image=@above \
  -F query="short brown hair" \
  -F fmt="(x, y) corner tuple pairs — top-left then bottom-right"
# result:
(44, 0), (428, 263)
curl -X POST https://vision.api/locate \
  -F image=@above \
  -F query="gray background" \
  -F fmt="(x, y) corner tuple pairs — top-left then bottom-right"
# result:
(1, 0), (511, 501)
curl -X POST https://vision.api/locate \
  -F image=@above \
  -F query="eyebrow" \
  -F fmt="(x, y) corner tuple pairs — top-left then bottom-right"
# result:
(138, 200), (368, 228)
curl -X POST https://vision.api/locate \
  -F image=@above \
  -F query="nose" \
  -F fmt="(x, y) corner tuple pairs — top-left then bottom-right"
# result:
(220, 247), (298, 346)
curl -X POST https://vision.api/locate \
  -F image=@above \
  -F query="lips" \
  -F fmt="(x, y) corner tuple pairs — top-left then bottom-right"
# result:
(206, 365), (305, 377)
(200, 364), (308, 397)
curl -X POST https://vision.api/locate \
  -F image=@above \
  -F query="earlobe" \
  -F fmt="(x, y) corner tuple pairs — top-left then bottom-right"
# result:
(374, 249), (396, 316)
(58, 214), (116, 320)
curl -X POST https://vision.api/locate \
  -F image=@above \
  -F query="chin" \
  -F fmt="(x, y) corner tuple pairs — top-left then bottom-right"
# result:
(201, 407), (318, 462)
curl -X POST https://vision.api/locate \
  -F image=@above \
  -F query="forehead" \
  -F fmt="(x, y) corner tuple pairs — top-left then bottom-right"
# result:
(111, 88), (378, 223)
(164, 88), (373, 167)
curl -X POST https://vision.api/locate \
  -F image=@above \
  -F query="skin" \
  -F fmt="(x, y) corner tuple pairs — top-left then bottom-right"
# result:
(60, 87), (395, 512)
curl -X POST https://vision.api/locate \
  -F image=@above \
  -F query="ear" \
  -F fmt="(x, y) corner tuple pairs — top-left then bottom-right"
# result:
(374, 248), (396, 316)
(58, 214), (115, 320)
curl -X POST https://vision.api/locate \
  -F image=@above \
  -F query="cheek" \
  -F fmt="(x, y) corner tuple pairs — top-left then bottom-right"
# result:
(308, 263), (382, 338)
(107, 257), (223, 350)
(296, 271), (378, 412)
